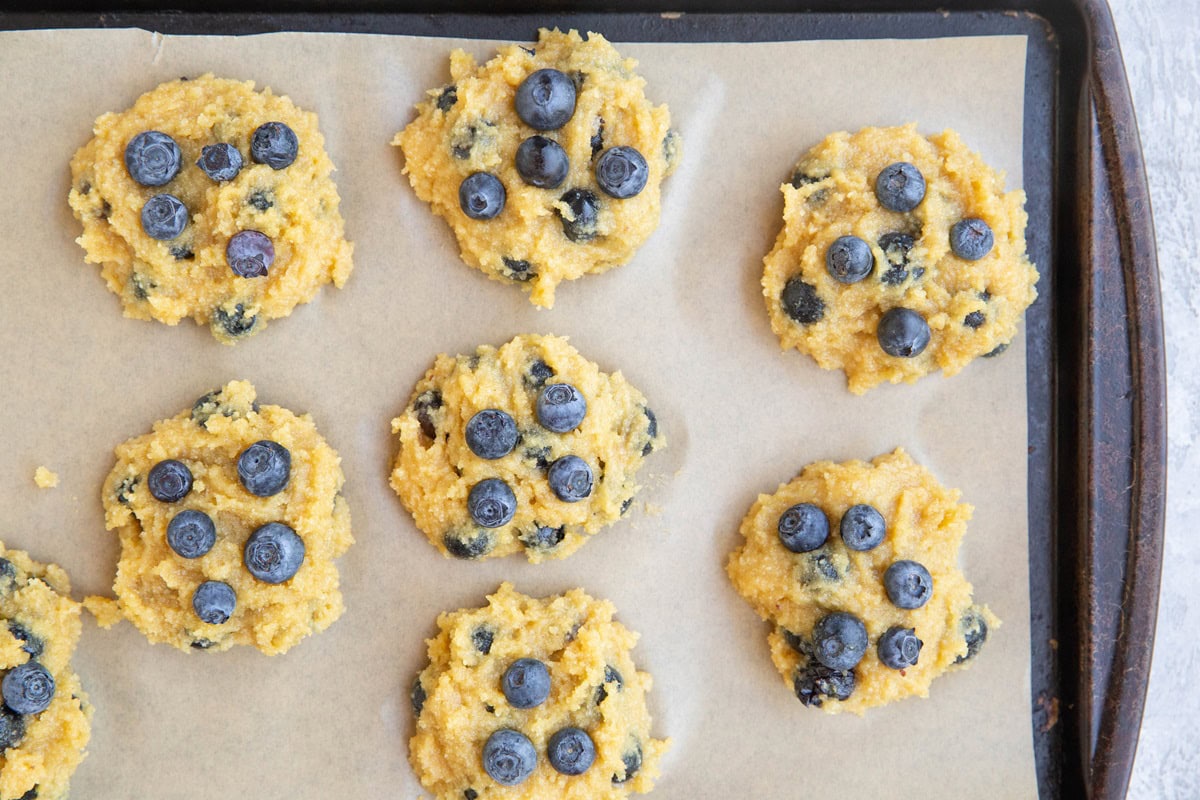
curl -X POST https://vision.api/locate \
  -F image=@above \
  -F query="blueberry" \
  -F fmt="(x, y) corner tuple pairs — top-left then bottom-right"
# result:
(781, 277), (825, 324)
(825, 235), (874, 283)
(777, 503), (829, 553)
(464, 790), (477, 800)
(526, 360), (555, 388)
(248, 191), (273, 212)
(465, 410), (519, 459)
(459, 173), (506, 220)
(473, 626), (495, 654)
(548, 727), (596, 775)
(877, 626), (923, 669)
(213, 303), (258, 339)
(125, 131), (181, 186)
(950, 218), (994, 260)
(596, 146), (648, 199)
(964, 310), (986, 329)
(516, 136), (569, 189)
(226, 230), (275, 278)
(793, 662), (856, 707)
(612, 745), (642, 784)
(839, 504), (886, 551)
(521, 524), (565, 551)
(197, 143), (243, 182)
(802, 551), (843, 584)
(250, 122), (299, 170)
(410, 676), (427, 716)
(192, 580), (236, 625)
(877, 307), (931, 357)
(141, 194), (188, 240)
(166, 510), (217, 559)
(590, 117), (605, 158)
(955, 607), (990, 663)
(789, 169), (824, 189)
(558, 188), (599, 242)
(437, 85), (457, 111)
(483, 729), (537, 786)
(2, 662), (54, 715)
(501, 658), (551, 709)
(515, 69), (577, 131)
(0, 708), (24, 749)
(444, 528), (494, 560)
(147, 459), (193, 502)
(875, 162), (926, 212)
(594, 665), (623, 704)
(878, 232), (916, 285)
(502, 257), (535, 281)
(243, 522), (305, 584)
(468, 479), (517, 528)
(7, 624), (42, 659)
(237, 440), (291, 497)
(884, 560), (934, 609)
(983, 342), (1010, 358)
(114, 476), (138, 506)
(168, 246), (194, 262)
(537, 383), (587, 433)
(811, 612), (868, 671)
(548, 456), (593, 502)
(642, 407), (658, 457)
(413, 390), (443, 440)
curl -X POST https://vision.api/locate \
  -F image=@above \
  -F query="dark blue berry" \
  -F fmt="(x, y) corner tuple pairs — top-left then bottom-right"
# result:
(877, 626), (922, 669)
(459, 173), (506, 220)
(884, 560), (934, 609)
(237, 440), (291, 497)
(793, 662), (855, 706)
(192, 580), (236, 624)
(141, 194), (188, 240)
(613, 746), (642, 784)
(777, 503), (829, 553)
(875, 162), (926, 212)
(537, 383), (587, 433)
(503, 257), (534, 281)
(147, 459), (192, 502)
(213, 303), (257, 338)
(781, 277), (825, 324)
(516, 136), (569, 189)
(2, 662), (54, 715)
(197, 143), (243, 182)
(166, 510), (216, 559)
(226, 230), (275, 278)
(501, 658), (551, 709)
(547, 456), (593, 503)
(0, 709), (24, 749)
(595, 664), (623, 704)
(515, 69), (577, 131)
(811, 612), (868, 671)
(7, 624), (42, 659)
(802, 551), (843, 584)
(473, 626), (495, 654)
(445, 529), (494, 559)
(243, 522), (305, 584)
(839, 504), (886, 551)
(248, 191), (273, 211)
(558, 188), (599, 242)
(983, 342), (1009, 358)
(522, 524), (565, 551)
(950, 218), (994, 260)
(437, 85), (457, 111)
(250, 122), (298, 170)
(825, 235), (874, 283)
(414, 390), (443, 441)
(411, 676), (427, 716)
(483, 729), (537, 786)
(964, 310), (986, 329)
(465, 410), (519, 459)
(954, 607), (990, 664)
(877, 307), (931, 357)
(468, 479), (517, 528)
(125, 131), (181, 186)
(548, 727), (596, 775)
(527, 360), (554, 388)
(596, 146), (648, 199)
(878, 232), (916, 285)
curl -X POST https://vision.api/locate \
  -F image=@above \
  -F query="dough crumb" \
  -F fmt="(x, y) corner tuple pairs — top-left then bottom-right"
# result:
(34, 466), (59, 488)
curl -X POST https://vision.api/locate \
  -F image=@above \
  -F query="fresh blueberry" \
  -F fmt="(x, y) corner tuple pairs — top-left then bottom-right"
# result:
(811, 612), (868, 671)
(950, 218), (994, 260)
(875, 162), (926, 212)
(237, 440), (291, 497)
(877, 626), (922, 669)
(192, 580), (236, 625)
(537, 383), (587, 433)
(473, 626), (495, 654)
(777, 503), (830, 553)
(483, 729), (537, 786)
(612, 745), (642, 784)
(501, 658), (551, 709)
(437, 85), (457, 111)
(410, 676), (427, 716)
(197, 143), (243, 182)
(2, 662), (54, 715)
(964, 310), (986, 329)
(825, 235), (874, 283)
(413, 390), (443, 440)
(213, 303), (258, 338)
(590, 117), (605, 158)
(226, 230), (275, 278)
(468, 479), (517, 528)
(248, 191), (273, 212)
(877, 307), (931, 357)
(839, 504), (886, 551)
(516, 136), (569, 189)
(521, 524), (565, 551)
(781, 277), (825, 324)
(166, 510), (217, 559)
(459, 173), (506, 220)
(884, 560), (934, 609)
(515, 69), (577, 131)
(526, 360), (555, 389)
(558, 188), (599, 242)
(548, 456), (593, 503)
(878, 232), (916, 285)
(502, 257), (534, 281)
(250, 122), (299, 169)
(596, 146), (648, 199)
(444, 529), (494, 559)
(125, 131), (182, 186)
(243, 522), (305, 584)
(793, 662), (856, 707)
(642, 407), (658, 456)
(147, 459), (193, 502)
(955, 607), (990, 663)
(7, 624), (42, 659)
(114, 477), (138, 506)
(594, 664), (623, 704)
(548, 727), (596, 775)
(141, 194), (188, 240)
(465, 410), (519, 459)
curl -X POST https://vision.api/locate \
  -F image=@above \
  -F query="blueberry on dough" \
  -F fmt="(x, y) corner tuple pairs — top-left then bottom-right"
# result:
(227, 230), (275, 278)
(877, 626), (923, 669)
(825, 235), (874, 284)
(147, 459), (193, 503)
(468, 478), (517, 528)
(884, 560), (934, 609)
(877, 307), (932, 358)
(459, 172), (506, 220)
(465, 410), (519, 460)
(537, 383), (587, 433)
(515, 136), (570, 189)
(558, 188), (600, 242)
(250, 121), (299, 170)
(483, 729), (537, 786)
(515, 69), (577, 131)
(793, 662), (856, 707)
(237, 440), (291, 497)
(548, 727), (596, 776)
(141, 194), (188, 240)
(125, 130), (182, 186)
(243, 522), (305, 584)
(612, 746), (643, 784)
(192, 580), (237, 625)
(950, 218), (995, 261)
(197, 143), (243, 182)
(954, 607), (990, 664)
(596, 146), (649, 199)
(777, 503), (830, 553)
(811, 612), (869, 671)
(875, 162), (926, 212)
(781, 277), (825, 325)
(839, 504), (886, 551)
(548, 456), (593, 502)
(0, 709), (24, 750)
(501, 658), (551, 709)
(444, 529), (494, 560)
(166, 509), (217, 559)
(2, 661), (55, 715)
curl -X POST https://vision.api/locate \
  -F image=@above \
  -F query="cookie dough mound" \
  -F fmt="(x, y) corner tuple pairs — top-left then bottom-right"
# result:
(394, 28), (679, 308)
(68, 75), (353, 344)
(762, 125), (1037, 393)
(390, 335), (662, 562)
(410, 583), (668, 799)
(0, 543), (92, 800)
(88, 380), (352, 654)
(726, 449), (997, 715)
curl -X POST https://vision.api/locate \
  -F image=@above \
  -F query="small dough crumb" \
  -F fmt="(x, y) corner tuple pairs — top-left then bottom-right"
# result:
(34, 466), (59, 489)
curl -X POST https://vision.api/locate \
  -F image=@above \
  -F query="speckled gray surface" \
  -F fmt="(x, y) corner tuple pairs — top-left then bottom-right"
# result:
(1110, 1), (1198, 797)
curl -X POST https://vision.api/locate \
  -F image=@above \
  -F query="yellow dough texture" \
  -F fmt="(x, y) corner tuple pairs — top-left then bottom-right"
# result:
(762, 125), (1038, 393)
(87, 380), (352, 655)
(394, 29), (679, 308)
(726, 449), (997, 715)
(68, 75), (353, 344)
(410, 583), (668, 799)
(390, 335), (662, 563)
(0, 543), (92, 800)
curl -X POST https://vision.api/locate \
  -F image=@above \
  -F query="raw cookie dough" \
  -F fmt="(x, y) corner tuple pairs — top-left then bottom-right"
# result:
(726, 449), (997, 715)
(33, 468), (59, 490)
(0, 542), (92, 800)
(390, 334), (662, 562)
(410, 582), (668, 799)
(87, 380), (352, 654)
(762, 125), (1038, 393)
(68, 74), (353, 344)
(394, 28), (679, 308)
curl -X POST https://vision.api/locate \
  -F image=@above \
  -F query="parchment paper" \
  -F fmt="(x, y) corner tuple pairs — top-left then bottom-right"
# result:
(0, 28), (1036, 798)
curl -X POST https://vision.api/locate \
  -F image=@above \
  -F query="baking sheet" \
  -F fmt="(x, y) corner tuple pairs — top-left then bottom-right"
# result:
(0, 28), (1036, 798)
